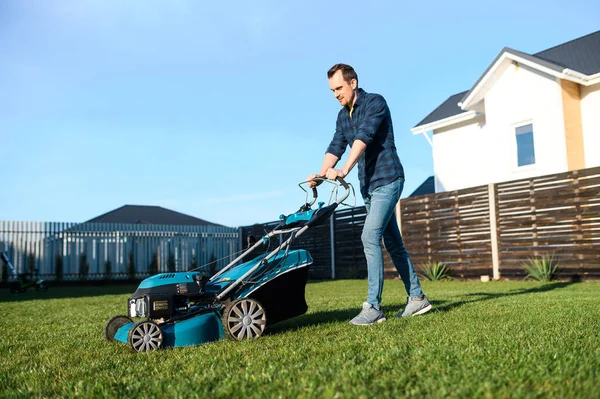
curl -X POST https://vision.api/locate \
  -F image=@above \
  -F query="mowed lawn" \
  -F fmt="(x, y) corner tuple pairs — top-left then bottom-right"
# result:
(1, 280), (599, 398)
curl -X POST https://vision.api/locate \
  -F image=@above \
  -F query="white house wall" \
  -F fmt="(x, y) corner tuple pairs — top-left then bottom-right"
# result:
(432, 62), (568, 192)
(581, 82), (600, 167)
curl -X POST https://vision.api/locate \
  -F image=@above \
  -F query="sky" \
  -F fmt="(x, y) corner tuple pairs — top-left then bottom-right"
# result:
(1, 0), (598, 227)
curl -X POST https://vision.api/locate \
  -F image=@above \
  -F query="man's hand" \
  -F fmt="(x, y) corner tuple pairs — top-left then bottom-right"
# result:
(307, 174), (319, 188)
(325, 168), (346, 181)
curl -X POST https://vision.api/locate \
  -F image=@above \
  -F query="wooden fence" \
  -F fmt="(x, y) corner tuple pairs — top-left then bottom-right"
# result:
(0, 222), (240, 281)
(241, 166), (600, 280)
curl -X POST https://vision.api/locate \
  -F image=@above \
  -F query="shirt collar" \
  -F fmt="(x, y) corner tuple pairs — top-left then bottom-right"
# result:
(348, 88), (366, 112)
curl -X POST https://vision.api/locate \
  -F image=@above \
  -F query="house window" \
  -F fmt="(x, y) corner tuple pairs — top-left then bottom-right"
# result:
(516, 124), (535, 166)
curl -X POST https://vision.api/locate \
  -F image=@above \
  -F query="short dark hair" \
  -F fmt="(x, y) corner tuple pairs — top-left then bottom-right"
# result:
(327, 64), (358, 85)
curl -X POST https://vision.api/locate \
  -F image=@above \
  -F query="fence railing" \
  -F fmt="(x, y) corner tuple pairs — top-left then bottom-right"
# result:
(0, 222), (240, 281)
(241, 166), (600, 280)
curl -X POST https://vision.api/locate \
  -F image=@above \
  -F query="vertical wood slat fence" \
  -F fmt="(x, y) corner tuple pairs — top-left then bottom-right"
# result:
(241, 166), (600, 280)
(0, 222), (240, 281)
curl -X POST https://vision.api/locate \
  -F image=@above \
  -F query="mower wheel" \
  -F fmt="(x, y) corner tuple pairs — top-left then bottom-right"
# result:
(128, 320), (163, 352)
(222, 298), (267, 341)
(104, 315), (133, 341)
(36, 282), (48, 292)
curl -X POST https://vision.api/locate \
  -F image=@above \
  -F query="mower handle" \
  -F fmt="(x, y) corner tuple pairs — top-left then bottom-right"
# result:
(302, 176), (351, 205)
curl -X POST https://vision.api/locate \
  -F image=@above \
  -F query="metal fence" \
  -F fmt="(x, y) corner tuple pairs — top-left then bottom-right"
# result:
(0, 222), (240, 281)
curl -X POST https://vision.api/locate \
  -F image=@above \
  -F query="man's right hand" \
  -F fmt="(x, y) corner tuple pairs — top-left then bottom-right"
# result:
(307, 174), (319, 188)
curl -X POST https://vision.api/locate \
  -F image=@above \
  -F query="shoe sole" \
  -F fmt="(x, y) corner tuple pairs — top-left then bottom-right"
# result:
(349, 317), (387, 326)
(411, 304), (432, 316)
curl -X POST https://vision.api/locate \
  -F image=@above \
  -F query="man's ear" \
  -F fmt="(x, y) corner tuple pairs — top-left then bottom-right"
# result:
(351, 79), (357, 90)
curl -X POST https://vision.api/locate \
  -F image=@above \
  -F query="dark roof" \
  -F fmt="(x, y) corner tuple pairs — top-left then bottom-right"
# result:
(85, 205), (222, 226)
(409, 176), (435, 197)
(414, 91), (469, 128)
(534, 30), (600, 75)
(415, 30), (600, 128)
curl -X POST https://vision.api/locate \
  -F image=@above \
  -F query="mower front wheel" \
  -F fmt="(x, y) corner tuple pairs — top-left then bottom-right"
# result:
(104, 315), (133, 341)
(222, 298), (267, 341)
(128, 320), (163, 352)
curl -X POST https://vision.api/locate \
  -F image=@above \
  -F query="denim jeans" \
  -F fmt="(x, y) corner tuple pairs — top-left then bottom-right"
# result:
(362, 178), (423, 308)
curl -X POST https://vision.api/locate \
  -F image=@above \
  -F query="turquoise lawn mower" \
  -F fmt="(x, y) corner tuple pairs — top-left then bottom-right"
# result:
(104, 177), (352, 352)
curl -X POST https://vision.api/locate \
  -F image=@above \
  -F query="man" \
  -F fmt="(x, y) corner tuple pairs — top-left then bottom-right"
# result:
(308, 64), (432, 325)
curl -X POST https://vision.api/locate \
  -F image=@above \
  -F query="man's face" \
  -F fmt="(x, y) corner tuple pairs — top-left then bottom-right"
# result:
(329, 70), (357, 107)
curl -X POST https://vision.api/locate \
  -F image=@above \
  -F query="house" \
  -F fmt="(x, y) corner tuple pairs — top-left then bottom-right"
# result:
(411, 30), (600, 192)
(85, 205), (223, 227)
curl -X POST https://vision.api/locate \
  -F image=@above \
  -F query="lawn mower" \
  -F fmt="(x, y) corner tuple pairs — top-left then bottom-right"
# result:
(104, 176), (353, 352)
(1, 252), (48, 293)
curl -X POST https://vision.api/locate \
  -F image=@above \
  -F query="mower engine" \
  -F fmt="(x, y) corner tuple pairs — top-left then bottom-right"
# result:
(128, 272), (209, 320)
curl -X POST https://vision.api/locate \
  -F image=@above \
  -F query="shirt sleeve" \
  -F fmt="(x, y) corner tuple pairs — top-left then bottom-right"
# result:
(326, 116), (348, 158)
(355, 95), (388, 146)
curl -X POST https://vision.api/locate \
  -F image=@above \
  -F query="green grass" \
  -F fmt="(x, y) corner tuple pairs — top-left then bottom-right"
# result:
(1, 280), (599, 398)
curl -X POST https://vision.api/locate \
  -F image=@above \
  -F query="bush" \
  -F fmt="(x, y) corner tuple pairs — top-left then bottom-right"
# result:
(128, 252), (136, 280)
(55, 254), (63, 281)
(149, 252), (158, 276)
(419, 261), (452, 281)
(79, 253), (90, 281)
(522, 254), (559, 282)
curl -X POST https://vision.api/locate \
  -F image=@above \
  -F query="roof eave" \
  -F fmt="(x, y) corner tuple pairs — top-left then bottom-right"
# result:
(411, 110), (479, 135)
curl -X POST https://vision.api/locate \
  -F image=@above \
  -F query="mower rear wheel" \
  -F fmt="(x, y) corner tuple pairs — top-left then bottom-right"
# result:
(222, 298), (267, 341)
(128, 320), (163, 352)
(104, 315), (133, 341)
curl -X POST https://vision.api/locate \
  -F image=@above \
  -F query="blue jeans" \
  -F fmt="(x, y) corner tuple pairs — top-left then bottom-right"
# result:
(362, 178), (423, 308)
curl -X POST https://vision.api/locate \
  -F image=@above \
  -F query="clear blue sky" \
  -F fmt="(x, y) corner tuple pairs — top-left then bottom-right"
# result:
(1, 0), (598, 227)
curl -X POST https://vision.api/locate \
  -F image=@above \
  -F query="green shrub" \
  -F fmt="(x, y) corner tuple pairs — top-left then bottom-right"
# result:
(522, 254), (559, 282)
(419, 261), (452, 281)
(208, 253), (217, 276)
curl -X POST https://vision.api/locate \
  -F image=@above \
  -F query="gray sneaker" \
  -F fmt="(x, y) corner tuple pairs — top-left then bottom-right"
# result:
(396, 296), (432, 317)
(349, 302), (386, 325)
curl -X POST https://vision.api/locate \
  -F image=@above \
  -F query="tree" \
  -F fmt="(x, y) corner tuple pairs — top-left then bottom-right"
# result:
(55, 254), (63, 281)
(79, 253), (89, 281)
(167, 253), (176, 273)
(128, 252), (136, 280)
(149, 252), (158, 276)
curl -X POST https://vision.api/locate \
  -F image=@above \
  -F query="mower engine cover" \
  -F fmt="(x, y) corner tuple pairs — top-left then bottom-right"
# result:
(128, 272), (208, 319)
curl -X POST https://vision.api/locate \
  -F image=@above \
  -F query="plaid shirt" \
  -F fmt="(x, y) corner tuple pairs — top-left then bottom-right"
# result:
(326, 88), (404, 198)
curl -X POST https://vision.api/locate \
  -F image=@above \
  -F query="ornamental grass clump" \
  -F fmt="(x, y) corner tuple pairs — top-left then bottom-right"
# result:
(522, 254), (559, 282)
(419, 261), (452, 281)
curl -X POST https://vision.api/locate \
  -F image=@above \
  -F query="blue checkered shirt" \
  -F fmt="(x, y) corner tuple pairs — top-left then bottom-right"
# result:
(326, 88), (404, 198)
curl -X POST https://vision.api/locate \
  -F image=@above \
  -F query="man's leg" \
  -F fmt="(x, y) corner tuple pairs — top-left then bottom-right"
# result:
(382, 209), (424, 299)
(361, 181), (400, 309)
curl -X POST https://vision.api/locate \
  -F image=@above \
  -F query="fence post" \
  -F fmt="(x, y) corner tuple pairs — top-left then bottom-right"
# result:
(488, 183), (500, 280)
(330, 214), (335, 280)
